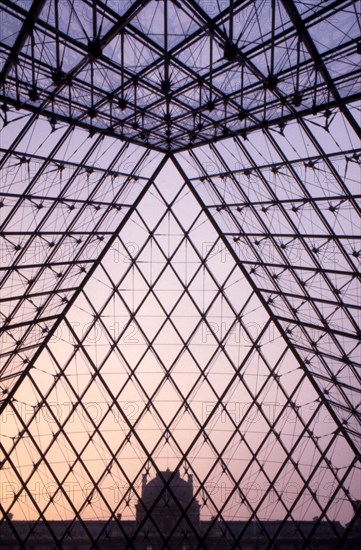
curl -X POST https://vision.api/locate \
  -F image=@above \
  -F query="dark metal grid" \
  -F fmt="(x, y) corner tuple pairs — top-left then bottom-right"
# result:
(174, 153), (360, 545)
(0, 0), (360, 548)
(0, 118), (162, 395)
(176, 118), (360, 447)
(0, 0), (359, 151)
(1, 165), (357, 547)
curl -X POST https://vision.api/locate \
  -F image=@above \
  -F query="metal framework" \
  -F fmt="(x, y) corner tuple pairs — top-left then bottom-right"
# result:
(0, 0), (360, 548)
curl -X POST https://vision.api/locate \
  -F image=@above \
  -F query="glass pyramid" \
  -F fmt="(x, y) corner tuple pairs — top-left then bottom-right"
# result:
(0, 1), (360, 547)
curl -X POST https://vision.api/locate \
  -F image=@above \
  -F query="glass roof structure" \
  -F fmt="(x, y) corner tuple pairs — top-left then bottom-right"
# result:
(0, 0), (360, 548)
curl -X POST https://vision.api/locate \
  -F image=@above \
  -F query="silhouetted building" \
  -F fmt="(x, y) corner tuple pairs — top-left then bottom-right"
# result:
(135, 468), (200, 547)
(0, 472), (354, 548)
